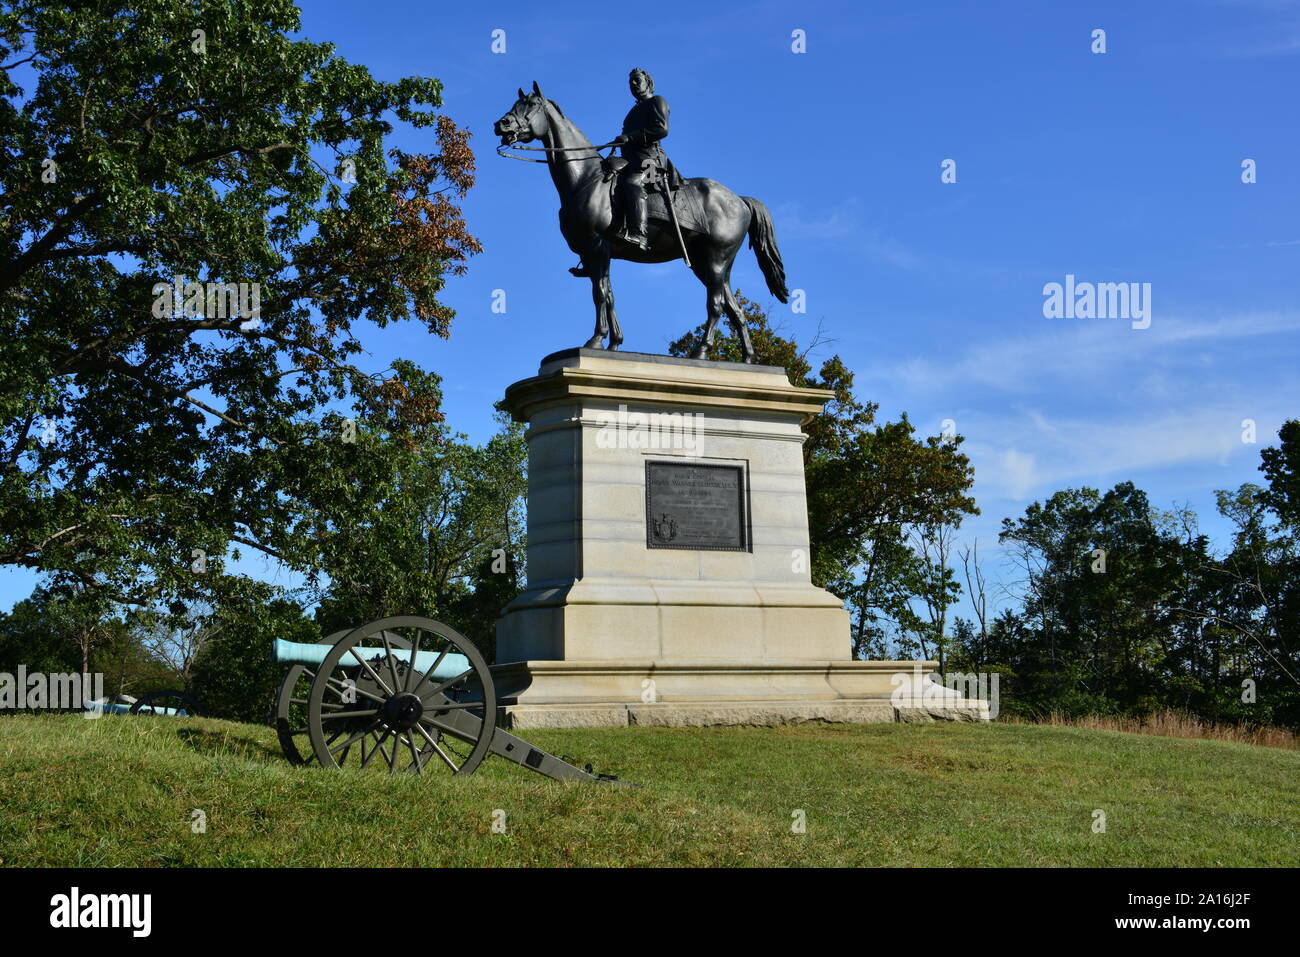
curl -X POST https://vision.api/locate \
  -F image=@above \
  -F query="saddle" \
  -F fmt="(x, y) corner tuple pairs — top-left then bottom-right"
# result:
(601, 156), (709, 235)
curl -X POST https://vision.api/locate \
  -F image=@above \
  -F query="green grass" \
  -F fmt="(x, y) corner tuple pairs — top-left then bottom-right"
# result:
(1, 714), (1296, 866)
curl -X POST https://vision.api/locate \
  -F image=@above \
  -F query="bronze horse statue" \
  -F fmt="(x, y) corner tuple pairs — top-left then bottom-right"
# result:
(493, 82), (788, 363)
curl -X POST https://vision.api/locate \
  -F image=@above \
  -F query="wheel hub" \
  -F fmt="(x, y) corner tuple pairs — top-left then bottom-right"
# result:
(381, 692), (425, 731)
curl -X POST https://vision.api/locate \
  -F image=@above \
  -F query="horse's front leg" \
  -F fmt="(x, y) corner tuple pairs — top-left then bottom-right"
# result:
(579, 265), (607, 349)
(582, 280), (607, 350)
(600, 258), (622, 350)
(580, 241), (617, 350)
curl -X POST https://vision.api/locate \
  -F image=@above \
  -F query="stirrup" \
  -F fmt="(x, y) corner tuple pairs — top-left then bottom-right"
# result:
(619, 230), (650, 251)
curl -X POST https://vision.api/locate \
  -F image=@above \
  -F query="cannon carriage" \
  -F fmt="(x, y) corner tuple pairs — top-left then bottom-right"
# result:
(272, 616), (617, 783)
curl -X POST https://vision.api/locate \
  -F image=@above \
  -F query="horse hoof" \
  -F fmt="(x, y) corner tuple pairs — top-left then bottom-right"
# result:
(582, 337), (604, 349)
(690, 348), (707, 361)
(608, 339), (622, 351)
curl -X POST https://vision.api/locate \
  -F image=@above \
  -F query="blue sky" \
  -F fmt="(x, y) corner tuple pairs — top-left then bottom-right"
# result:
(5, 0), (1299, 619)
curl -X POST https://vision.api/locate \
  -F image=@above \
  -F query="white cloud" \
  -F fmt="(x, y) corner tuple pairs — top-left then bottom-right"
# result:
(871, 309), (1300, 504)
(871, 310), (1300, 397)
(956, 401), (1296, 504)
(979, 447), (1038, 501)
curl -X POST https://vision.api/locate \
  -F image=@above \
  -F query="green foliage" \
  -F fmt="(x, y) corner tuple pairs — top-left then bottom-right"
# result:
(0, 590), (84, 675)
(440, 549), (523, 664)
(189, 585), (316, 723)
(1259, 419), (1300, 531)
(988, 425), (1300, 727)
(1, 0), (481, 610)
(0, 0), (517, 712)
(307, 413), (527, 661)
(0, 585), (128, 674)
(182, 413), (525, 719)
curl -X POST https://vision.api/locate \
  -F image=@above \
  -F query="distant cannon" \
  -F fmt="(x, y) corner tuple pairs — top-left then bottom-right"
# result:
(272, 616), (625, 783)
(84, 689), (206, 717)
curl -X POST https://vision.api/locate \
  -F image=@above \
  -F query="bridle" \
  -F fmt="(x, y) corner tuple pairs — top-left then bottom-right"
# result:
(495, 98), (621, 163)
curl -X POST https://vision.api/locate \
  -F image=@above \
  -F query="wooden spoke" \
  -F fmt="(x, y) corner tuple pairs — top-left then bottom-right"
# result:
(291, 697), (343, 712)
(379, 631), (403, 697)
(421, 700), (484, 712)
(362, 730), (393, 769)
(415, 723), (459, 773)
(328, 721), (383, 755)
(409, 645), (452, 698)
(404, 731), (425, 776)
(350, 652), (395, 698)
(320, 708), (379, 721)
(323, 676), (385, 707)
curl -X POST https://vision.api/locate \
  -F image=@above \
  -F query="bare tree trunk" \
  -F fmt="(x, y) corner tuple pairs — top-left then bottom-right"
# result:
(961, 540), (990, 647)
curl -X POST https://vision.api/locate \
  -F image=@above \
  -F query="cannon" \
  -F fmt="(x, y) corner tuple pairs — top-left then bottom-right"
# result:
(84, 689), (207, 717)
(272, 616), (621, 783)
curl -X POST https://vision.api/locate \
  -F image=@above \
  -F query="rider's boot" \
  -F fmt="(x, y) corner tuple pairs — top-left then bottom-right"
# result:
(618, 184), (651, 251)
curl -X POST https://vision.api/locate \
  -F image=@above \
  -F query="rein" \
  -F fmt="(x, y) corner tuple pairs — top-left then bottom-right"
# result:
(496, 141), (620, 164)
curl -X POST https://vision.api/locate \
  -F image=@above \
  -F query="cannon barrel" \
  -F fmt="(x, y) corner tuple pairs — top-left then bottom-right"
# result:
(82, 700), (190, 716)
(83, 700), (133, 715)
(272, 638), (471, 681)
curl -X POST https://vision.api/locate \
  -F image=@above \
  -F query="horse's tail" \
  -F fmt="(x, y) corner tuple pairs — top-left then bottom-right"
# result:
(742, 196), (788, 304)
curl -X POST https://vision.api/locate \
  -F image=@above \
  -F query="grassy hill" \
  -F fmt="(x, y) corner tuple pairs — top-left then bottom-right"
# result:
(1, 714), (1296, 867)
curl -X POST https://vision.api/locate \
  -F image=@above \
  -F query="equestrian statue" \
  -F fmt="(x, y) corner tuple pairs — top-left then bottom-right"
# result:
(494, 70), (789, 363)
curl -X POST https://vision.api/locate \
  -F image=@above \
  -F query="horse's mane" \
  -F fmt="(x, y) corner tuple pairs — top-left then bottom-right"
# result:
(538, 95), (596, 149)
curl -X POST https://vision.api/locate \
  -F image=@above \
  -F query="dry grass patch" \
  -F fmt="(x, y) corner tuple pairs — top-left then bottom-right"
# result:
(1011, 709), (1297, 750)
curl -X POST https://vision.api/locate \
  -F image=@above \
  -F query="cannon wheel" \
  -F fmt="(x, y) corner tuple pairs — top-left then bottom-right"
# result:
(129, 688), (207, 717)
(275, 628), (355, 766)
(306, 616), (496, 777)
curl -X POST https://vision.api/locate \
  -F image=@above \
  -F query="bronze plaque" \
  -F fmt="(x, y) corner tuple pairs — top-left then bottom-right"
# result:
(645, 461), (747, 551)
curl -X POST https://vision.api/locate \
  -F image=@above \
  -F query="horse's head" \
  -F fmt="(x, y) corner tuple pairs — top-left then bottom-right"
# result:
(494, 81), (549, 146)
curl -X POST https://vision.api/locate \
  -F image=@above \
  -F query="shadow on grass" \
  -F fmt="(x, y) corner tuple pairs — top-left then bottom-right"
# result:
(176, 727), (281, 763)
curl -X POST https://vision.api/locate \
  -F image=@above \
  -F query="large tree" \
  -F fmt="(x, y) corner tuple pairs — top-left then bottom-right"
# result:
(999, 482), (1196, 711)
(1, 0), (481, 607)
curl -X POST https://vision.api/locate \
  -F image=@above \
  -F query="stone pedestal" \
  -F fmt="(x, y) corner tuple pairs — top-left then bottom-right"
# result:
(493, 348), (986, 728)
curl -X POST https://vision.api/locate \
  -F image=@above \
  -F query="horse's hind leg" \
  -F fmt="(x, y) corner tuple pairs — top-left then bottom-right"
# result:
(689, 288), (725, 360)
(689, 248), (754, 363)
(721, 285), (755, 362)
(688, 261), (727, 360)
